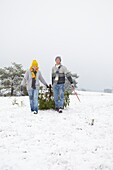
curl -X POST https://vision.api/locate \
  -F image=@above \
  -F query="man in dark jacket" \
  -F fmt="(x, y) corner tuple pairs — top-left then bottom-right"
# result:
(52, 56), (74, 113)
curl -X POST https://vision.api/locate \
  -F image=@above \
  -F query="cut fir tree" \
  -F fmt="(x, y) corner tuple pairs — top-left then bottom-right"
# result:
(38, 85), (70, 110)
(38, 73), (79, 110)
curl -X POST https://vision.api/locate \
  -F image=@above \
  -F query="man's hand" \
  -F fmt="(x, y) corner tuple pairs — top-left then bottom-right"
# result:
(71, 84), (74, 88)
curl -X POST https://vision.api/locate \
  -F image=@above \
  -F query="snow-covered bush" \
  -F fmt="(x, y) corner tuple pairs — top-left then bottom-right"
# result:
(0, 63), (25, 96)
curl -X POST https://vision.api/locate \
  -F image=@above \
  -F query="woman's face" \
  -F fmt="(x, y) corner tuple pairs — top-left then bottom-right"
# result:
(32, 66), (37, 71)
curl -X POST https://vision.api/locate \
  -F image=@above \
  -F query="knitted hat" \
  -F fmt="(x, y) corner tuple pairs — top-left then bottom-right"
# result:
(55, 56), (61, 61)
(31, 60), (38, 67)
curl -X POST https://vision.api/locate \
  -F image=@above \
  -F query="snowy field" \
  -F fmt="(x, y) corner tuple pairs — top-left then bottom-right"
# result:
(0, 91), (113, 170)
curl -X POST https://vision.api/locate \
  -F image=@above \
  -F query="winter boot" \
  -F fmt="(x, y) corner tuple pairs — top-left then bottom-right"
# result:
(59, 108), (63, 113)
(34, 111), (38, 114)
(55, 108), (59, 112)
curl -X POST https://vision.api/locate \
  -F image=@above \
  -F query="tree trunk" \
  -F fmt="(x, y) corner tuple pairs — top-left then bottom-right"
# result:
(11, 83), (14, 96)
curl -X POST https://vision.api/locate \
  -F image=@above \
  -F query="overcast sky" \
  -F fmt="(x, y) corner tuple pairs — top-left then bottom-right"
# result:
(0, 0), (113, 91)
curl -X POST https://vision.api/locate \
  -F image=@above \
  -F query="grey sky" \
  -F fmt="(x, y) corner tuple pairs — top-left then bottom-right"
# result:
(0, 0), (113, 91)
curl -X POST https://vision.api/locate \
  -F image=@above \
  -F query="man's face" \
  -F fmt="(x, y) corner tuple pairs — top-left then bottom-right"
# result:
(55, 58), (61, 65)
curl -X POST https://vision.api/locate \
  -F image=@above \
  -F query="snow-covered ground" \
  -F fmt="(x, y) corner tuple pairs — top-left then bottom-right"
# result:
(0, 91), (113, 170)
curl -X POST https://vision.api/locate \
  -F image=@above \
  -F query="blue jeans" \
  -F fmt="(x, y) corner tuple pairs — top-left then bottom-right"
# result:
(28, 89), (38, 112)
(53, 84), (64, 109)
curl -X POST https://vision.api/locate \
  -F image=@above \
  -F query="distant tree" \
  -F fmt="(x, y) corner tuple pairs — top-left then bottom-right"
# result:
(71, 73), (79, 87)
(64, 73), (79, 93)
(0, 63), (25, 96)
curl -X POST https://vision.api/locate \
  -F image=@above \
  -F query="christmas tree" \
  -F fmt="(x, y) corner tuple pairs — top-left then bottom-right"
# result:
(38, 73), (79, 110)
(38, 85), (69, 110)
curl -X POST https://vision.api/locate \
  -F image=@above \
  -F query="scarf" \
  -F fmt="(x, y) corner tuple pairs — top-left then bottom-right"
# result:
(30, 67), (38, 79)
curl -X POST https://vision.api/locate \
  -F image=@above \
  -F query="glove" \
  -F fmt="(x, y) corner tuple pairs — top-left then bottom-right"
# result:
(46, 84), (49, 88)
(71, 84), (74, 88)
(20, 86), (23, 92)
